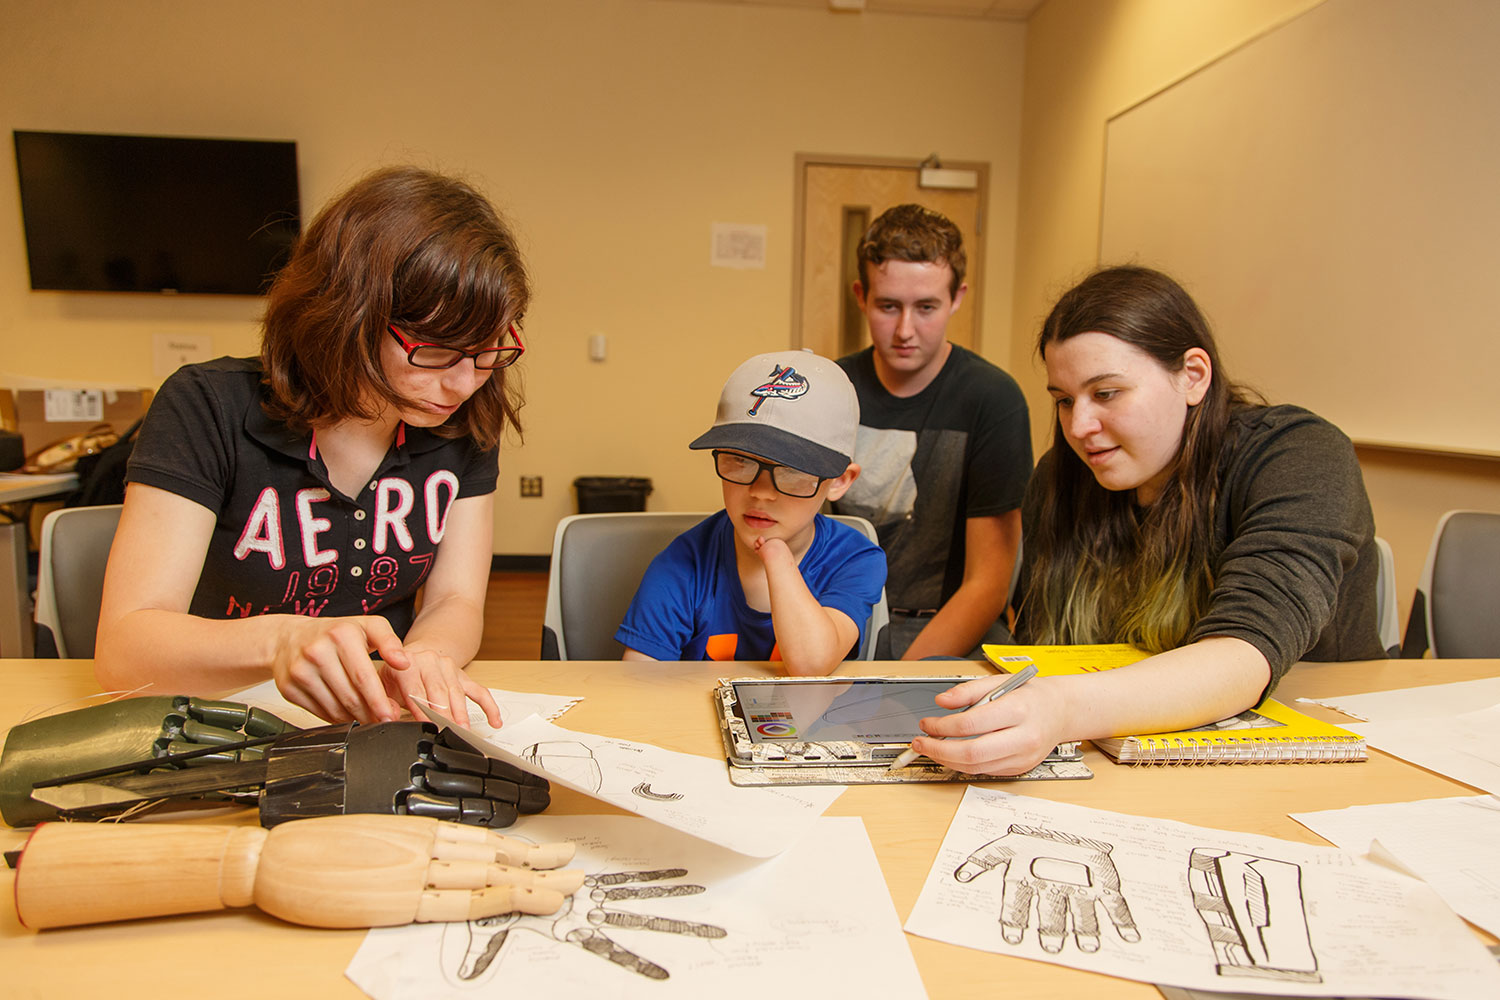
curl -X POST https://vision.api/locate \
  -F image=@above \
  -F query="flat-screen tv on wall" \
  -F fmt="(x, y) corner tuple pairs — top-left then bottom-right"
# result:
(13, 130), (301, 295)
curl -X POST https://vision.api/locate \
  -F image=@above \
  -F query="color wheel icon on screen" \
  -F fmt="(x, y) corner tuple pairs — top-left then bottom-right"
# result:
(757, 722), (797, 738)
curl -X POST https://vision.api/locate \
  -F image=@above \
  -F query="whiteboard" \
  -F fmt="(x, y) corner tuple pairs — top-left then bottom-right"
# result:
(1100, 0), (1500, 456)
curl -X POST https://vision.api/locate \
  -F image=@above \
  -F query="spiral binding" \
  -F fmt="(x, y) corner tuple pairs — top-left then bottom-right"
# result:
(1118, 735), (1367, 765)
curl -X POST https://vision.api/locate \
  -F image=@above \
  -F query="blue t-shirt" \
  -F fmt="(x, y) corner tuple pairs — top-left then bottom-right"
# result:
(615, 511), (887, 661)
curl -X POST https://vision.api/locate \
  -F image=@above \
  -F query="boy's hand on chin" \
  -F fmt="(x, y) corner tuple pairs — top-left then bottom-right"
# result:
(752, 535), (795, 569)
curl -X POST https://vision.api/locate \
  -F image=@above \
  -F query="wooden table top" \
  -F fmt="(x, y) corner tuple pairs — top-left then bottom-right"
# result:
(1, 657), (1494, 999)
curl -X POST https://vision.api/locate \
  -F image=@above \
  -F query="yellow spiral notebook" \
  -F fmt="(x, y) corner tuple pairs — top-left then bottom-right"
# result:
(981, 643), (1367, 765)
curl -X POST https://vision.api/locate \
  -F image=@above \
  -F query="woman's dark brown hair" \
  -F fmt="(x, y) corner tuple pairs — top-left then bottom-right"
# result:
(1021, 266), (1259, 651)
(260, 166), (530, 449)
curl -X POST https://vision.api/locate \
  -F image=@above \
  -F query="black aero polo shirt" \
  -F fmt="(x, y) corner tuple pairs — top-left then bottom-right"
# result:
(127, 357), (498, 636)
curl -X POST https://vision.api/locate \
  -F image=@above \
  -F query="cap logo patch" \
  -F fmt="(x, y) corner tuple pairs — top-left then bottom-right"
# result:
(747, 364), (808, 416)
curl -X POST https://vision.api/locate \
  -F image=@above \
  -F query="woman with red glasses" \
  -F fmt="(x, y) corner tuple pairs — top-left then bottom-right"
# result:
(95, 166), (528, 728)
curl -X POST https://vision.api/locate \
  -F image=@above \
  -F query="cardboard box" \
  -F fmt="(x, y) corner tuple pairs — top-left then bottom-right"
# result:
(0, 388), (152, 459)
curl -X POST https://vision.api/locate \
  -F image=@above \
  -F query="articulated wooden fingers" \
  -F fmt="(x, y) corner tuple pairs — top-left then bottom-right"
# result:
(415, 884), (570, 922)
(253, 814), (582, 927)
(431, 815), (576, 868)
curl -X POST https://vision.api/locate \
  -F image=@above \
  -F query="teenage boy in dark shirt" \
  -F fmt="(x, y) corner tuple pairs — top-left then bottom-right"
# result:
(834, 204), (1032, 659)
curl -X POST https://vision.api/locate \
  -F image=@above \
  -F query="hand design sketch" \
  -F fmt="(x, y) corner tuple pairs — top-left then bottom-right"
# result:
(631, 782), (683, 802)
(523, 739), (602, 793)
(443, 866), (727, 985)
(955, 824), (1141, 954)
(1189, 848), (1320, 983)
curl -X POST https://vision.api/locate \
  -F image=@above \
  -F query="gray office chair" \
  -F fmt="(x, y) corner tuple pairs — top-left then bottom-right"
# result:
(541, 511), (889, 661)
(1400, 510), (1500, 658)
(34, 503), (123, 658)
(1373, 536), (1400, 658)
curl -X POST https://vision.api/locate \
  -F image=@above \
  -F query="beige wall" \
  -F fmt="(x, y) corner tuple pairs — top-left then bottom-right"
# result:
(8, 0), (1496, 625)
(1013, 0), (1500, 633)
(0, 0), (1026, 555)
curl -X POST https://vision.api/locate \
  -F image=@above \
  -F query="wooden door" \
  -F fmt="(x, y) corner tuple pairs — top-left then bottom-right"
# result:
(792, 155), (988, 360)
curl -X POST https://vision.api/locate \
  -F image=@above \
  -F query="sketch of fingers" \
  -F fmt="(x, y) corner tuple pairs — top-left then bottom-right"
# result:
(998, 874), (1034, 944)
(1035, 881), (1072, 952)
(956, 824), (1141, 955)
(1099, 887), (1140, 943)
(441, 863), (728, 984)
(566, 927), (670, 980)
(440, 912), (518, 985)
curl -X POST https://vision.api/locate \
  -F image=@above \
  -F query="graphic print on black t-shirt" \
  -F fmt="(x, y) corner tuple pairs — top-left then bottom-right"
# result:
(219, 472), (458, 620)
(126, 357), (499, 639)
(838, 426), (967, 611)
(833, 344), (1032, 616)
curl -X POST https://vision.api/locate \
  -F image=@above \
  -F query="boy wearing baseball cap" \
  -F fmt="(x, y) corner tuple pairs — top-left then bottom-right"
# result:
(616, 351), (887, 675)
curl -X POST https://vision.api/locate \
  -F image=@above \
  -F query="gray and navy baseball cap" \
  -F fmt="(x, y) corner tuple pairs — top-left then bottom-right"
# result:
(689, 350), (858, 479)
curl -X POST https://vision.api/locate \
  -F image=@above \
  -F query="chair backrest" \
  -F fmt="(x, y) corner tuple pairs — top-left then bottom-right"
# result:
(1373, 536), (1400, 657)
(1401, 510), (1500, 658)
(35, 503), (123, 658)
(835, 513), (888, 659)
(542, 511), (889, 661)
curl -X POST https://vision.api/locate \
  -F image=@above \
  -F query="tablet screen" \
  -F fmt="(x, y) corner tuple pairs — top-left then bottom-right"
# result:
(729, 678), (965, 745)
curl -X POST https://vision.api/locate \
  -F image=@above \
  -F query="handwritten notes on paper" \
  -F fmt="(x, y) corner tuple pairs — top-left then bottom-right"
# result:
(905, 787), (1500, 999)
(346, 814), (927, 1000)
(1293, 795), (1500, 939)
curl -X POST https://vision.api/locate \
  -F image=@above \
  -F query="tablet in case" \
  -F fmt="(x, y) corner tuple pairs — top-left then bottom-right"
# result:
(714, 676), (1091, 786)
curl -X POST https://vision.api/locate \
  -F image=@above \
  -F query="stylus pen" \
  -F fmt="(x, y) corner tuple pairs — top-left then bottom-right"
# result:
(888, 662), (1039, 769)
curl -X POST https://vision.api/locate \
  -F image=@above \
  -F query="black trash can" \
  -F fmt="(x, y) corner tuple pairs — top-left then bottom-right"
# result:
(573, 476), (653, 513)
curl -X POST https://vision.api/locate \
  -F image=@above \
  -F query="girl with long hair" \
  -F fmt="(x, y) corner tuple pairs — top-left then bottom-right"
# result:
(908, 266), (1385, 775)
(96, 166), (529, 727)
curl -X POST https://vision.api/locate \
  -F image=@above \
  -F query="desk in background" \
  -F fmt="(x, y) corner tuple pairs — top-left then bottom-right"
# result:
(1, 657), (1495, 1000)
(0, 472), (78, 658)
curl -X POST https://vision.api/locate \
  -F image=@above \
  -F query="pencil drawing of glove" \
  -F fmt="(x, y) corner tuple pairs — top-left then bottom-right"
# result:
(451, 867), (727, 983)
(954, 823), (1141, 953)
(14, 815), (584, 930)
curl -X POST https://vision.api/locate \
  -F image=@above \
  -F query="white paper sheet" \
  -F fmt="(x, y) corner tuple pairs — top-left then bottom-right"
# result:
(1292, 795), (1500, 939)
(225, 679), (582, 731)
(905, 787), (1500, 999)
(345, 814), (927, 1000)
(446, 713), (844, 858)
(1298, 678), (1500, 722)
(1345, 704), (1500, 795)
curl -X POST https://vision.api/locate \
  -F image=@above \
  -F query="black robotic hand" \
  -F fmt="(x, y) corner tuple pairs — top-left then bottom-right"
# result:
(260, 721), (551, 829)
(2, 699), (550, 832)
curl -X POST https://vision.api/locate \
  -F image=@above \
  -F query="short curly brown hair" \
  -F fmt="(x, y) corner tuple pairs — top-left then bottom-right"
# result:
(856, 203), (966, 298)
(259, 166), (531, 449)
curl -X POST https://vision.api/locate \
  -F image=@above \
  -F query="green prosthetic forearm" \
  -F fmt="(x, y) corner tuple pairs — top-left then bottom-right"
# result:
(0, 696), (296, 827)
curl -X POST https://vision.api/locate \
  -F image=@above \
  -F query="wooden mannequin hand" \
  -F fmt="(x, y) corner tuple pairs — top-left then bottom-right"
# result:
(15, 814), (584, 930)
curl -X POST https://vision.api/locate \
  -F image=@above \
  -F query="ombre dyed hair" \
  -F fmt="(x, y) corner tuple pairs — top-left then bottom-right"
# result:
(1019, 266), (1260, 652)
(260, 166), (530, 449)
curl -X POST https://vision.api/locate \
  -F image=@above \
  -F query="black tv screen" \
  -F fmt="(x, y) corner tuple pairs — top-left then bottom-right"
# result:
(13, 130), (301, 295)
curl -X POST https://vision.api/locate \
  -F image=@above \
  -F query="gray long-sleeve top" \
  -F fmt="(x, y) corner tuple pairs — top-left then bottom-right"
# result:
(1023, 405), (1386, 692)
